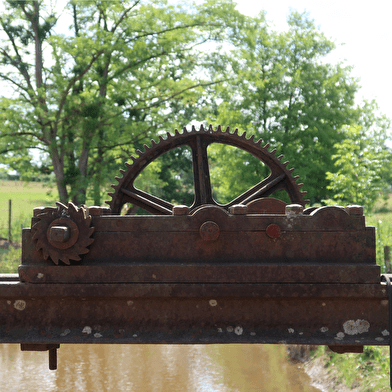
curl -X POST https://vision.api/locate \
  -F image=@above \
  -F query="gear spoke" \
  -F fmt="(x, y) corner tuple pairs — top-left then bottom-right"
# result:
(228, 173), (286, 206)
(120, 188), (173, 215)
(190, 135), (215, 208)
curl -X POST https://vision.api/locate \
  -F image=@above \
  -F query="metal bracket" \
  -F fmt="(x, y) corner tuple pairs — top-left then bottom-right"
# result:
(20, 344), (60, 370)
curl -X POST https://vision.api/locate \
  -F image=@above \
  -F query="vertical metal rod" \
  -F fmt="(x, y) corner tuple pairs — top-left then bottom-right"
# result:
(49, 348), (57, 370)
(381, 274), (392, 390)
(8, 199), (11, 244)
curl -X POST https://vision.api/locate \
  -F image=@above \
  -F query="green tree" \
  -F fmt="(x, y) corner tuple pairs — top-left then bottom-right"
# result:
(208, 11), (361, 204)
(0, 0), (241, 205)
(324, 103), (391, 212)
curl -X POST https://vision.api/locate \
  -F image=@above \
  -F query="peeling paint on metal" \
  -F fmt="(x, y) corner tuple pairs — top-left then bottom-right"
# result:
(375, 337), (384, 342)
(217, 328), (223, 333)
(343, 319), (370, 335)
(234, 326), (243, 335)
(37, 273), (44, 279)
(133, 334), (138, 337)
(320, 327), (328, 333)
(381, 300), (388, 306)
(336, 332), (345, 339)
(227, 326), (233, 333)
(209, 299), (217, 307)
(82, 326), (92, 334)
(94, 333), (102, 338)
(382, 329), (390, 336)
(13, 300), (26, 311)
(127, 300), (133, 306)
(288, 328), (294, 334)
(7, 300), (11, 305)
(60, 329), (70, 337)
(250, 332), (256, 336)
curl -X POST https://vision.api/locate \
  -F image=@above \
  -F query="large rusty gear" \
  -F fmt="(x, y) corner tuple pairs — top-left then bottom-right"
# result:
(107, 124), (308, 214)
(32, 202), (95, 265)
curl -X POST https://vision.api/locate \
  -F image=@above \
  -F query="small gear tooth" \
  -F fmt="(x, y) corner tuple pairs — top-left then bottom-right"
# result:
(104, 200), (111, 206)
(56, 201), (67, 211)
(130, 155), (137, 161)
(264, 143), (270, 150)
(225, 126), (230, 133)
(136, 149), (143, 156)
(108, 192), (115, 197)
(248, 134), (255, 142)
(43, 248), (50, 261)
(175, 128), (180, 135)
(68, 202), (78, 214)
(143, 144), (150, 151)
(183, 126), (188, 134)
(125, 162), (132, 168)
(158, 135), (164, 142)
(283, 161), (289, 166)
(293, 175), (300, 180)
(61, 256), (71, 265)
(115, 176), (121, 182)
(289, 168), (295, 173)
(270, 148), (277, 155)
(51, 253), (59, 265)
(255, 138), (263, 145)
(119, 169), (125, 175)
(166, 131), (171, 139)
(241, 131), (247, 138)
(278, 154), (284, 160)
(298, 183), (304, 188)
(151, 139), (157, 146)
(208, 124), (213, 132)
(217, 125), (222, 133)
(199, 124), (205, 132)
(233, 128), (239, 135)
(88, 227), (95, 236)
(192, 125), (197, 132)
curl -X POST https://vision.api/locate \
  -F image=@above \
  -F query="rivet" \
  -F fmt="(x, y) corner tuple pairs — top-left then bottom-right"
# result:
(200, 221), (220, 241)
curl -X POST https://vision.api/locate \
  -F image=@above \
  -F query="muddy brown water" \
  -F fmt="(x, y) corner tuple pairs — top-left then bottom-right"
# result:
(0, 344), (321, 391)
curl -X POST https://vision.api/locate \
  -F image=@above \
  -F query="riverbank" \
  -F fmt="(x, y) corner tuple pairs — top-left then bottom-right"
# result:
(301, 346), (390, 392)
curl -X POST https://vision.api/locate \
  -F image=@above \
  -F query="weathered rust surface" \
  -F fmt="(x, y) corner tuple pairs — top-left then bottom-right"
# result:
(0, 279), (389, 347)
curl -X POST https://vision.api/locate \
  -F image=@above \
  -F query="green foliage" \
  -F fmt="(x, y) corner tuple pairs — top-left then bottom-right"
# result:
(208, 11), (363, 204)
(0, 0), (242, 205)
(0, 246), (21, 273)
(324, 106), (391, 213)
(314, 345), (390, 391)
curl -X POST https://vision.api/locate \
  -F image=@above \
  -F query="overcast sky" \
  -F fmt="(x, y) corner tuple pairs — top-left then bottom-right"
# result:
(235, 0), (392, 122)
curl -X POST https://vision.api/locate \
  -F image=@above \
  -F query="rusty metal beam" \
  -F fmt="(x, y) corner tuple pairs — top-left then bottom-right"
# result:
(0, 278), (389, 348)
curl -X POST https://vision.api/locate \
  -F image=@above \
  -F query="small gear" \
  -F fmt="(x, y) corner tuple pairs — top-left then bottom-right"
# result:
(107, 124), (308, 214)
(32, 202), (95, 265)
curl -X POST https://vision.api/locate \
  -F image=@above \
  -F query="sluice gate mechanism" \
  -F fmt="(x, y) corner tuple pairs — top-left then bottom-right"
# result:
(0, 125), (390, 384)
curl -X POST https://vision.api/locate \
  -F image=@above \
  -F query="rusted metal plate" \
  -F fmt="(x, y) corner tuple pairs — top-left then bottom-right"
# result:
(0, 280), (389, 347)
(20, 205), (378, 284)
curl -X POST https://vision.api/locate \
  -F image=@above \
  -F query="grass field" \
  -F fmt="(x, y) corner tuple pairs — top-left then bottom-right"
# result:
(0, 180), (58, 243)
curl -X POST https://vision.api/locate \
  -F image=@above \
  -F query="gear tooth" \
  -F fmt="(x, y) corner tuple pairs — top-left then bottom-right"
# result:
(208, 124), (213, 132)
(136, 149), (143, 156)
(298, 183), (304, 188)
(158, 135), (164, 142)
(241, 131), (247, 139)
(108, 192), (115, 197)
(289, 168), (295, 173)
(115, 176), (121, 182)
(151, 139), (157, 146)
(217, 125), (222, 133)
(263, 143), (270, 150)
(183, 126), (188, 134)
(233, 128), (239, 135)
(125, 162), (132, 168)
(255, 138), (263, 145)
(43, 249), (50, 261)
(248, 134), (255, 142)
(270, 148), (277, 155)
(175, 128), (180, 135)
(283, 161), (289, 167)
(143, 144), (150, 151)
(278, 154), (284, 160)
(61, 256), (71, 265)
(104, 200), (111, 206)
(51, 253), (59, 265)
(293, 175), (300, 180)
(119, 169), (125, 175)
(192, 125), (197, 132)
(199, 124), (205, 132)
(166, 131), (171, 139)
(56, 201), (67, 211)
(88, 227), (95, 236)
(225, 126), (230, 133)
(130, 155), (137, 161)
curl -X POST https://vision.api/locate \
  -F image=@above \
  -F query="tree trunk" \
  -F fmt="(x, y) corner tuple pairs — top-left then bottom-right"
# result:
(51, 149), (68, 202)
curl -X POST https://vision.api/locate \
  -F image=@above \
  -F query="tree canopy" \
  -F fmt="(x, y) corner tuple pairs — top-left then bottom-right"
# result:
(0, 1), (390, 211)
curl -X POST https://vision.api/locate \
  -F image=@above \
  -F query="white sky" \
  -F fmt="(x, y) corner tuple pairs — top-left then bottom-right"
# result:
(235, 0), (392, 122)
